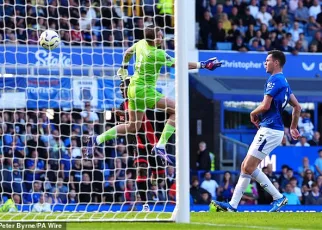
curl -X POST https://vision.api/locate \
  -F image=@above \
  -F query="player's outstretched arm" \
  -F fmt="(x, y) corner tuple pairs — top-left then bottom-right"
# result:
(171, 57), (223, 70)
(288, 93), (301, 140)
(117, 45), (136, 80)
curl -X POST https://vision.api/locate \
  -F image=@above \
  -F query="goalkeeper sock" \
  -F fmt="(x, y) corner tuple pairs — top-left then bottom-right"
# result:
(229, 173), (251, 209)
(96, 127), (117, 145)
(156, 124), (175, 149)
(251, 168), (283, 200)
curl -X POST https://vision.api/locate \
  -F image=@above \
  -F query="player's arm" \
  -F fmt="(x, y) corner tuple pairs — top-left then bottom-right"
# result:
(171, 59), (222, 70)
(159, 50), (222, 70)
(288, 93), (301, 140)
(250, 95), (273, 128)
(117, 44), (137, 80)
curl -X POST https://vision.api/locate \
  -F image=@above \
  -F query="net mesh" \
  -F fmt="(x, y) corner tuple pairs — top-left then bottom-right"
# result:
(0, 0), (176, 221)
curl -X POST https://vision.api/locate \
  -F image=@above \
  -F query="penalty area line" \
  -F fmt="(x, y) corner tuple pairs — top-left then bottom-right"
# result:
(191, 222), (306, 230)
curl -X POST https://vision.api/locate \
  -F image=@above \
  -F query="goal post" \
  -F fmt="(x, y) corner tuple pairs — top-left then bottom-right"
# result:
(174, 0), (190, 224)
(0, 0), (191, 223)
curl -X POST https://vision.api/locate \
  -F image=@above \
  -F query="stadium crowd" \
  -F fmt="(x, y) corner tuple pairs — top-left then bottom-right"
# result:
(193, 141), (322, 205)
(0, 107), (176, 206)
(196, 0), (322, 52)
(0, 0), (174, 48)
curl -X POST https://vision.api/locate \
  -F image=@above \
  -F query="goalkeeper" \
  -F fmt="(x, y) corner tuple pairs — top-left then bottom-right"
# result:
(0, 194), (19, 212)
(88, 25), (222, 164)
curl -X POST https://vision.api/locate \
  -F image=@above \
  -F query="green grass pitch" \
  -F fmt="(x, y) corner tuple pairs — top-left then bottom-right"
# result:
(1, 212), (322, 230)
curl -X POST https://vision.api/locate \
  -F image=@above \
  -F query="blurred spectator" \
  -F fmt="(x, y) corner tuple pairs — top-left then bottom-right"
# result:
(54, 177), (69, 203)
(199, 10), (215, 50)
(248, 39), (265, 51)
(103, 175), (117, 203)
(24, 182), (43, 204)
(298, 157), (315, 177)
(200, 172), (219, 200)
(248, 0), (259, 18)
(32, 193), (51, 212)
(25, 150), (46, 185)
(256, 6), (273, 27)
(166, 166), (176, 189)
(315, 149), (322, 176)
(274, 7), (291, 27)
(242, 8), (257, 27)
(295, 0), (310, 24)
(190, 177), (210, 204)
(214, 4), (224, 22)
(124, 180), (136, 203)
(295, 136), (310, 146)
(48, 187), (63, 204)
(289, 0), (299, 13)
(267, 164), (278, 183)
(2, 159), (26, 195)
(309, 0), (321, 19)
(307, 16), (321, 37)
(308, 131), (322, 146)
(289, 177), (302, 202)
(229, 7), (240, 25)
(310, 31), (322, 52)
(232, 36), (249, 51)
(81, 102), (99, 124)
(196, 141), (211, 171)
(304, 183), (322, 204)
(199, 191), (212, 205)
(260, 24), (270, 40)
(249, 30), (265, 46)
(299, 33), (309, 51)
(245, 24), (255, 42)
(283, 183), (301, 204)
(280, 167), (294, 190)
(68, 189), (78, 204)
(302, 169), (315, 189)
(317, 175), (322, 192)
(70, 157), (82, 192)
(289, 21), (303, 42)
(79, 173), (92, 203)
(213, 20), (227, 49)
(222, 13), (232, 33)
(217, 171), (234, 201)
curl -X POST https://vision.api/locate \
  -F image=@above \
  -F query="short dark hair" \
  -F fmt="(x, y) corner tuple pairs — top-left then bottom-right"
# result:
(268, 50), (286, 67)
(145, 25), (161, 42)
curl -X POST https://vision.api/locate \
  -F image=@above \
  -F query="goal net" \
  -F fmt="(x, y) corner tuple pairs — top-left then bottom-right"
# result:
(0, 0), (189, 222)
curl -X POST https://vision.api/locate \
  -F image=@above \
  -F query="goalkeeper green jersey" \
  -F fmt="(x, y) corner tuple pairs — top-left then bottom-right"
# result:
(0, 199), (18, 212)
(130, 39), (175, 87)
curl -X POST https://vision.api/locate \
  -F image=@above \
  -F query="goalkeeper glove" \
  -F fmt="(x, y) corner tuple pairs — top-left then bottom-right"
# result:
(200, 57), (223, 71)
(117, 63), (129, 80)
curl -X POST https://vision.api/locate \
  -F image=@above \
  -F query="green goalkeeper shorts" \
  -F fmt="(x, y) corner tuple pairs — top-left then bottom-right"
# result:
(127, 84), (164, 112)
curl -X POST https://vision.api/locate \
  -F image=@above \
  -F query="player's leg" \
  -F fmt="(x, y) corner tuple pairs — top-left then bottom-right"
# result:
(213, 128), (286, 212)
(155, 97), (175, 148)
(152, 97), (175, 164)
(95, 85), (146, 145)
(211, 154), (258, 212)
(95, 110), (145, 145)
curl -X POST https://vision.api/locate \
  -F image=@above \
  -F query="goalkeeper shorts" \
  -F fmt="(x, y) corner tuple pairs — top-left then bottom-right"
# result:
(127, 85), (164, 112)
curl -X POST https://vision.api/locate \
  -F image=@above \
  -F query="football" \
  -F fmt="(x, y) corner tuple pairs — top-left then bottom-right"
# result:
(39, 30), (60, 50)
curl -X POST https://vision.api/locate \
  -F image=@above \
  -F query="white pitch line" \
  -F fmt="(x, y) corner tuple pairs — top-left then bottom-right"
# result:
(191, 222), (308, 230)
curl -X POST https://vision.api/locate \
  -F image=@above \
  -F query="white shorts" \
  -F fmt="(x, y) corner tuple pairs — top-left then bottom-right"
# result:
(248, 127), (284, 160)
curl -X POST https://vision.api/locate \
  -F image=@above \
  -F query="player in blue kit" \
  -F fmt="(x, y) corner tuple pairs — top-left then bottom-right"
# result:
(211, 50), (302, 212)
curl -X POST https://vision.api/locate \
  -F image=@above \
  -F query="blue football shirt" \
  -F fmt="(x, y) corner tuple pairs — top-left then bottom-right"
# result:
(260, 73), (292, 131)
